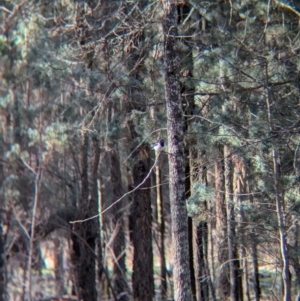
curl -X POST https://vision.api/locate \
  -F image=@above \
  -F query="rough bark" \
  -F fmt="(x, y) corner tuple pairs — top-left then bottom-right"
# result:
(163, 1), (193, 300)
(131, 147), (154, 301)
(178, 2), (197, 298)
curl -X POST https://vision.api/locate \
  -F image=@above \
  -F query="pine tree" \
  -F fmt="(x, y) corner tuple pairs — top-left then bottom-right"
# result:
(163, 1), (193, 300)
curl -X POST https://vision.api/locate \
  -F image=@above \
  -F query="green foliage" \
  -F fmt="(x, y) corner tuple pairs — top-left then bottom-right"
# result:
(5, 144), (21, 161)
(187, 183), (215, 218)
(44, 123), (68, 151)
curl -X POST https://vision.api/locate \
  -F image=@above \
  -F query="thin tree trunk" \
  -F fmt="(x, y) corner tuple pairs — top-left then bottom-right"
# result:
(190, 161), (216, 301)
(0, 136), (6, 301)
(265, 63), (291, 301)
(0, 218), (5, 301)
(163, 1), (192, 300)
(288, 218), (300, 298)
(202, 221), (217, 301)
(109, 141), (128, 301)
(26, 159), (42, 301)
(155, 164), (167, 299)
(246, 177), (261, 301)
(291, 143), (300, 297)
(190, 150), (203, 301)
(250, 237), (261, 301)
(233, 156), (249, 301)
(272, 148), (290, 301)
(215, 150), (230, 300)
(193, 221), (202, 301)
(186, 151), (196, 301)
(224, 145), (239, 301)
(54, 237), (65, 297)
(193, 221), (211, 301)
(92, 138), (106, 299)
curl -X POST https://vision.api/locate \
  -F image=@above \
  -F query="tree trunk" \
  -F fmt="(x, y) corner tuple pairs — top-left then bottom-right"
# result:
(155, 164), (167, 299)
(178, 2), (197, 298)
(131, 145), (154, 301)
(291, 143), (300, 297)
(224, 145), (240, 301)
(0, 136), (6, 301)
(71, 122), (97, 301)
(190, 149), (203, 301)
(265, 64), (291, 301)
(272, 148), (290, 301)
(233, 156), (249, 301)
(54, 237), (65, 297)
(163, 1), (193, 300)
(250, 237), (261, 301)
(0, 218), (5, 301)
(110, 142), (128, 301)
(193, 221), (211, 301)
(215, 150), (230, 300)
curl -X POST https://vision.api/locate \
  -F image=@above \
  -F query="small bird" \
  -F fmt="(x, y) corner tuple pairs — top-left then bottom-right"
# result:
(152, 139), (164, 152)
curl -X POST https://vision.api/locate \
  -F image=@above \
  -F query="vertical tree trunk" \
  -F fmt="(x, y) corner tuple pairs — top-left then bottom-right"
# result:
(163, 1), (192, 300)
(291, 142), (300, 297)
(247, 178), (261, 301)
(191, 160), (216, 301)
(265, 64), (291, 301)
(190, 150), (203, 301)
(54, 237), (65, 297)
(131, 146), (154, 301)
(233, 156), (249, 301)
(288, 219), (300, 298)
(26, 158), (42, 301)
(193, 221), (211, 301)
(215, 149), (230, 300)
(0, 217), (5, 301)
(71, 120), (97, 301)
(155, 164), (167, 299)
(250, 238), (261, 301)
(185, 138), (196, 301)
(109, 141), (128, 301)
(0, 137), (6, 301)
(224, 146), (239, 301)
(177, 2), (197, 297)
(192, 221), (201, 301)
(272, 148), (290, 301)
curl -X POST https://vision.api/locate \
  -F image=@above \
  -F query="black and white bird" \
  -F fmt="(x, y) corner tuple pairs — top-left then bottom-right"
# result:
(152, 139), (165, 152)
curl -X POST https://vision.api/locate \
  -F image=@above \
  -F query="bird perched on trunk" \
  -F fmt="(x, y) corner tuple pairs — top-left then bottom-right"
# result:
(152, 139), (164, 152)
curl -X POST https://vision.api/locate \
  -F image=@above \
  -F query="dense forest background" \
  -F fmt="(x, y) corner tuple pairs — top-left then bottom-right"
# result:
(1, 0), (300, 301)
